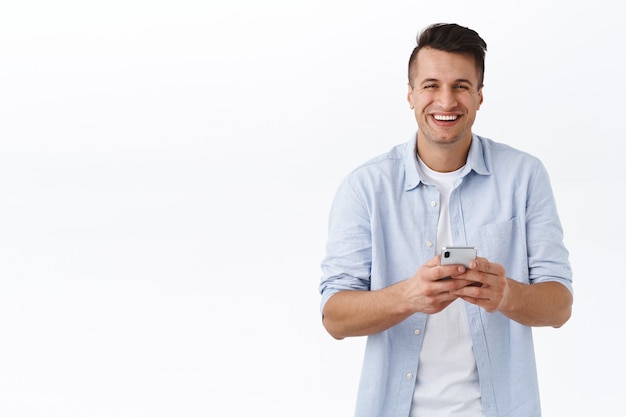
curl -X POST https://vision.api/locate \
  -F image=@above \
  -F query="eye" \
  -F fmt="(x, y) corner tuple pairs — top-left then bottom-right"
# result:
(423, 84), (437, 89)
(454, 84), (470, 90)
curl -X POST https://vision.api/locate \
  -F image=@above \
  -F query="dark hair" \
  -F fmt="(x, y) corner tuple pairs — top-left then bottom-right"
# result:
(408, 23), (487, 88)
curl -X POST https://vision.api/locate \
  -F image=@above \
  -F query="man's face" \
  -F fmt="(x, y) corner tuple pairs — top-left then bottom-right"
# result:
(407, 47), (483, 148)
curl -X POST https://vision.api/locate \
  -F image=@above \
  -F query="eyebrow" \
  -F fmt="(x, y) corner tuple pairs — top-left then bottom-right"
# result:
(420, 78), (475, 86)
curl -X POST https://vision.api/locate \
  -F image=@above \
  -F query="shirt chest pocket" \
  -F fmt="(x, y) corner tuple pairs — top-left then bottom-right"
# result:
(475, 217), (528, 282)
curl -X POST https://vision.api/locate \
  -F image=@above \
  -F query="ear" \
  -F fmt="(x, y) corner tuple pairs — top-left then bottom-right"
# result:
(477, 87), (484, 110)
(407, 84), (415, 109)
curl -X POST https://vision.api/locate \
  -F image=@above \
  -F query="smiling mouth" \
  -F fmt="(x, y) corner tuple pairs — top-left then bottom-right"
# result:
(433, 114), (458, 121)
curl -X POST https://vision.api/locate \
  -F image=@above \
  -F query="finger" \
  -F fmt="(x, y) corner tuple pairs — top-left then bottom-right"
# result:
(457, 295), (479, 305)
(454, 284), (484, 298)
(447, 278), (479, 291)
(437, 264), (467, 282)
(427, 255), (442, 267)
(472, 257), (502, 276)
(457, 295), (493, 310)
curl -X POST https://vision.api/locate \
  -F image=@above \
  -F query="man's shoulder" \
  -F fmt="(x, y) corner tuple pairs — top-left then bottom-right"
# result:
(477, 135), (534, 155)
(335, 141), (411, 196)
(475, 135), (542, 166)
(350, 141), (409, 175)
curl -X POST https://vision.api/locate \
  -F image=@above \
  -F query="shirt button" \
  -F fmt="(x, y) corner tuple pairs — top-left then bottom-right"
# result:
(407, 373), (414, 379)
(414, 329), (421, 335)
(426, 241), (433, 248)
(430, 201), (437, 207)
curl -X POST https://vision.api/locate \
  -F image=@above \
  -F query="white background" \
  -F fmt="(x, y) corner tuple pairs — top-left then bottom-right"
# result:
(0, 1), (623, 416)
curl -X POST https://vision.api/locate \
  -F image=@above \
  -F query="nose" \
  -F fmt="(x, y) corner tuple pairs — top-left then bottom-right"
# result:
(436, 87), (458, 109)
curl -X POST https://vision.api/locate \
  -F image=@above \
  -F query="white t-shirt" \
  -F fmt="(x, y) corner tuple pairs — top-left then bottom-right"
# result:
(410, 157), (483, 417)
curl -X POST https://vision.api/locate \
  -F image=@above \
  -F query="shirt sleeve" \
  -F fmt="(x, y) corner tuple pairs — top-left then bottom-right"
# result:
(525, 160), (573, 294)
(319, 174), (373, 315)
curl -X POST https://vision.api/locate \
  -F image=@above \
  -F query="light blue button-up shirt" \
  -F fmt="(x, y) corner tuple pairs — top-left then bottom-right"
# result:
(319, 134), (573, 417)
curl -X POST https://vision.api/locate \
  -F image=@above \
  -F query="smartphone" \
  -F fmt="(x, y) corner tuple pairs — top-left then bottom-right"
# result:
(441, 246), (477, 268)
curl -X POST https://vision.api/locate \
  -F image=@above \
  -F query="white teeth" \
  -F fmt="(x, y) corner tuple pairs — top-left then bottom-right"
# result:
(433, 115), (458, 121)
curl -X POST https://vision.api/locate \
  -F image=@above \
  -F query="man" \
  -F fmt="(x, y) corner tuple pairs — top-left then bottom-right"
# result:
(319, 23), (573, 417)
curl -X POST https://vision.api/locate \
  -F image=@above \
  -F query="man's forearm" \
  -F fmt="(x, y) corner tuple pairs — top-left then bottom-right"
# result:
(322, 285), (414, 340)
(499, 280), (573, 328)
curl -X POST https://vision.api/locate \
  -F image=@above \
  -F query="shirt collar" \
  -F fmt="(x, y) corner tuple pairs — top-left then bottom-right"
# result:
(404, 132), (491, 191)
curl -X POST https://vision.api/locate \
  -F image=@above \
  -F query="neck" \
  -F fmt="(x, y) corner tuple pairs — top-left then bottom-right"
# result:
(415, 134), (471, 173)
